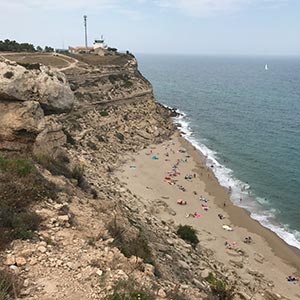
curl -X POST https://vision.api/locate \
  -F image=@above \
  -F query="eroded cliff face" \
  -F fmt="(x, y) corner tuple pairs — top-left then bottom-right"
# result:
(0, 53), (158, 153)
(63, 54), (153, 105)
(0, 58), (74, 151)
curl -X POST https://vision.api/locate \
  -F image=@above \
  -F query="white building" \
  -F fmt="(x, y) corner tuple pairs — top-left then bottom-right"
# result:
(93, 37), (106, 56)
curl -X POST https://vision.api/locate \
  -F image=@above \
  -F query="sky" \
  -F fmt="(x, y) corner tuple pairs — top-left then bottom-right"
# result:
(0, 0), (299, 55)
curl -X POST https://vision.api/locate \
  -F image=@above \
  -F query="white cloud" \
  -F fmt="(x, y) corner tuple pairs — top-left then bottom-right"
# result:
(154, 0), (288, 16)
(0, 0), (289, 16)
(0, 0), (119, 10)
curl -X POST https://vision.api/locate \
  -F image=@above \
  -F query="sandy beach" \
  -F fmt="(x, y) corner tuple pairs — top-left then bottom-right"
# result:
(117, 132), (300, 299)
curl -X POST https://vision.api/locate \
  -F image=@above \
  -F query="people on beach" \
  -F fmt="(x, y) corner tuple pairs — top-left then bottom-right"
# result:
(177, 199), (187, 205)
(218, 213), (225, 220)
(287, 276), (300, 282)
(243, 236), (252, 244)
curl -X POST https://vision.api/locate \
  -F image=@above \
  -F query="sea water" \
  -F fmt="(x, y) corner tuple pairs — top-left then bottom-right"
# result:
(137, 54), (300, 249)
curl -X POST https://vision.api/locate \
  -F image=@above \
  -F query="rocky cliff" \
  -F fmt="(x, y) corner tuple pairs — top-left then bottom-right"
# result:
(0, 52), (287, 300)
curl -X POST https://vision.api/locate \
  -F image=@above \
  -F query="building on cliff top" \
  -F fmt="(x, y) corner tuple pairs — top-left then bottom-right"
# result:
(69, 36), (108, 56)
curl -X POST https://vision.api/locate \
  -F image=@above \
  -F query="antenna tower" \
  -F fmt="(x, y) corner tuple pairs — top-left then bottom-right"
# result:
(84, 15), (88, 48)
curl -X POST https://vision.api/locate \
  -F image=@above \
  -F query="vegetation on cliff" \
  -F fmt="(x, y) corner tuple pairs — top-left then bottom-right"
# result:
(0, 39), (54, 53)
(0, 155), (56, 249)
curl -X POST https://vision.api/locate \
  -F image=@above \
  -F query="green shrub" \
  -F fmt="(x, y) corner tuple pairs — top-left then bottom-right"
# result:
(176, 225), (199, 247)
(0, 156), (34, 177)
(99, 111), (109, 117)
(123, 80), (133, 88)
(115, 132), (124, 143)
(205, 273), (235, 300)
(106, 279), (154, 300)
(34, 154), (82, 181)
(108, 219), (153, 265)
(0, 155), (57, 249)
(108, 74), (119, 84)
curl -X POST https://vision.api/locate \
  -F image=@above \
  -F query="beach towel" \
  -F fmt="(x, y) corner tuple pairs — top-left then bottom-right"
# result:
(222, 225), (233, 231)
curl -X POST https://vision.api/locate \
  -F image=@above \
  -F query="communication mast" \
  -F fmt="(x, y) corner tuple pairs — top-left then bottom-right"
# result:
(84, 15), (88, 48)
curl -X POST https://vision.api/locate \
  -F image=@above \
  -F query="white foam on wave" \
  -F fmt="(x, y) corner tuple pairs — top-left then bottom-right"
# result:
(171, 107), (300, 249)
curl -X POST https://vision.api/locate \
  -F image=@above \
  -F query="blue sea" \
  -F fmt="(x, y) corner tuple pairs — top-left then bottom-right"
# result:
(137, 54), (300, 249)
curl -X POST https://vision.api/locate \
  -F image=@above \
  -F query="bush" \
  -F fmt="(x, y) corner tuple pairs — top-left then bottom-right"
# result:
(108, 219), (153, 265)
(106, 278), (154, 300)
(0, 155), (57, 249)
(115, 132), (124, 143)
(205, 273), (235, 300)
(0, 156), (34, 177)
(99, 111), (109, 117)
(176, 225), (199, 247)
(123, 80), (133, 88)
(17, 63), (41, 70)
(108, 74), (119, 84)
(0, 269), (21, 300)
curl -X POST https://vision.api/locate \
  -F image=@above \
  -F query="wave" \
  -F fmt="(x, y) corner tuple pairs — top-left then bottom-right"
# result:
(169, 105), (300, 250)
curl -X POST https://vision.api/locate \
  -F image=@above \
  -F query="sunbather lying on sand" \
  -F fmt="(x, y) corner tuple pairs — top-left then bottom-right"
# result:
(287, 276), (300, 282)
(177, 199), (187, 205)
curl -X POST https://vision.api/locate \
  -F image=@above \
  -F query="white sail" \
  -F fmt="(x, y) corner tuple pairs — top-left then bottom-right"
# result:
(265, 64), (268, 71)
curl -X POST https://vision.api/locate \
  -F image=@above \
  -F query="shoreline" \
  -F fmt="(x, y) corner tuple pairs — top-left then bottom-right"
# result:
(173, 108), (300, 251)
(117, 130), (300, 298)
(178, 134), (300, 271)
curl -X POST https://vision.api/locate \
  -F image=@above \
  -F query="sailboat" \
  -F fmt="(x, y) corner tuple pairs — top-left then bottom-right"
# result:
(265, 64), (269, 71)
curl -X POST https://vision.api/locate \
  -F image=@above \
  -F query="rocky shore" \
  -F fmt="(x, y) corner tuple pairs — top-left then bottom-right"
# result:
(0, 52), (299, 300)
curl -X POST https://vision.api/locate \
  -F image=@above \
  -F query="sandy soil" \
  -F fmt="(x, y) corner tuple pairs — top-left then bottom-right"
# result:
(117, 132), (300, 299)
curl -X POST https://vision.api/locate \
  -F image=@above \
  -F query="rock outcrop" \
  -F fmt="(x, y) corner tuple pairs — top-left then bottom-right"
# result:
(0, 58), (74, 152)
(0, 59), (74, 113)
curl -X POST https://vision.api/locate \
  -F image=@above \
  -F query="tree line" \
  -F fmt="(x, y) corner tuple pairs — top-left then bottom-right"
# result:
(0, 39), (54, 52)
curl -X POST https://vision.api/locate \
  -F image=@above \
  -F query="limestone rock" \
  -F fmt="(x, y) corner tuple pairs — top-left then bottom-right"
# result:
(178, 260), (190, 270)
(0, 101), (44, 150)
(4, 254), (16, 266)
(200, 269), (210, 279)
(157, 288), (167, 298)
(0, 59), (74, 113)
(37, 246), (47, 253)
(15, 256), (27, 266)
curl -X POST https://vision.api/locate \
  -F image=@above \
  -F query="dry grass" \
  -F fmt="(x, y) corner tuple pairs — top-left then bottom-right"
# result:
(0, 269), (21, 300)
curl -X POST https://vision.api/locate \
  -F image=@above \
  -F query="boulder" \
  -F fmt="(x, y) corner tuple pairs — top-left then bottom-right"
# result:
(4, 254), (16, 266)
(200, 269), (210, 279)
(15, 256), (27, 266)
(157, 288), (167, 298)
(0, 101), (44, 150)
(178, 260), (190, 270)
(0, 59), (74, 114)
